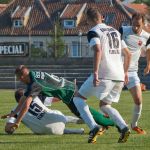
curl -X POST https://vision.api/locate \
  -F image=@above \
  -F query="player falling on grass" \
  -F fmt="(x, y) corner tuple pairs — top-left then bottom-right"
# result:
(119, 13), (150, 134)
(2, 88), (84, 135)
(73, 8), (131, 143)
(5, 65), (117, 136)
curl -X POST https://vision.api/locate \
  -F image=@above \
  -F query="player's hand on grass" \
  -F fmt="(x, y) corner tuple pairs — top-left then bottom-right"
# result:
(9, 123), (20, 130)
(1, 114), (10, 119)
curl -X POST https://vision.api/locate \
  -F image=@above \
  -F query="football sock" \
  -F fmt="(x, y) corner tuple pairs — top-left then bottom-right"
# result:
(64, 128), (84, 134)
(89, 107), (115, 126)
(101, 105), (127, 129)
(131, 104), (142, 128)
(65, 115), (83, 124)
(73, 97), (98, 130)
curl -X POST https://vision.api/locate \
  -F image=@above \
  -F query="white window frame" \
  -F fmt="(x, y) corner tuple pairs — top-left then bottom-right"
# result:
(33, 41), (44, 49)
(13, 20), (23, 27)
(71, 41), (81, 57)
(105, 13), (115, 24)
(64, 20), (75, 28)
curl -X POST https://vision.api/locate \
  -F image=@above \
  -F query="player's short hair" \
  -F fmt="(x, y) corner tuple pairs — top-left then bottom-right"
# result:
(132, 12), (145, 23)
(15, 88), (24, 103)
(86, 8), (101, 22)
(15, 65), (29, 77)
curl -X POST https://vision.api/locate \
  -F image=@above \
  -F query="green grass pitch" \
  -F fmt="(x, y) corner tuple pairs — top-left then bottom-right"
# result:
(0, 90), (150, 150)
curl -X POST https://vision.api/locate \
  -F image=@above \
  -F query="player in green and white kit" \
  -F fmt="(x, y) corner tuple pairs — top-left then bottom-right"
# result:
(8, 65), (115, 132)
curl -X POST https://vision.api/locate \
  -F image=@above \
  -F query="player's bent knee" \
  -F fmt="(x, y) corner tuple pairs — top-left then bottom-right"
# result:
(74, 92), (87, 100)
(49, 122), (65, 135)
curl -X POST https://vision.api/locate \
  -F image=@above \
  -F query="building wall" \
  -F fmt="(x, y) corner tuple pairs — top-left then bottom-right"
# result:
(0, 35), (93, 57)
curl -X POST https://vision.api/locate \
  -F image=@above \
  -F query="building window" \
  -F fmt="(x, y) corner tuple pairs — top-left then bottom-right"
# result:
(13, 20), (23, 27)
(121, 21), (130, 26)
(71, 41), (81, 57)
(104, 13), (115, 24)
(64, 20), (75, 28)
(33, 41), (43, 49)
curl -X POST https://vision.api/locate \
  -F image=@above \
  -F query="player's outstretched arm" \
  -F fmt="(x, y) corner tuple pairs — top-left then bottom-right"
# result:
(10, 96), (26, 117)
(9, 96), (33, 130)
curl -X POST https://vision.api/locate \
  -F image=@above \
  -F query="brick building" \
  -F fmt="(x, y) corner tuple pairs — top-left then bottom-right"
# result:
(0, 0), (131, 58)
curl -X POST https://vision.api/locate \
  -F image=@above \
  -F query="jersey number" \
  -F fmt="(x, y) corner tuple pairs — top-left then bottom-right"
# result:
(28, 102), (45, 120)
(35, 72), (45, 80)
(107, 32), (119, 49)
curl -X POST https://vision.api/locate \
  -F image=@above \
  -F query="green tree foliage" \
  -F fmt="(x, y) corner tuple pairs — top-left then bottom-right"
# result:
(0, 0), (11, 4)
(134, 0), (150, 6)
(30, 46), (47, 58)
(48, 20), (65, 58)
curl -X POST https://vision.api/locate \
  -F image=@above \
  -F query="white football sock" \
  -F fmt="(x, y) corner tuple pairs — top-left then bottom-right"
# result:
(101, 105), (127, 130)
(64, 128), (84, 134)
(65, 115), (84, 124)
(131, 104), (142, 128)
(73, 97), (98, 130)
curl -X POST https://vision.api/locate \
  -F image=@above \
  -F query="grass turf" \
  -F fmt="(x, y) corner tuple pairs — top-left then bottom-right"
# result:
(0, 90), (150, 150)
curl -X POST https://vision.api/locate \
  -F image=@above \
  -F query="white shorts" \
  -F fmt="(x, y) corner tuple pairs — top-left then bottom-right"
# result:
(22, 110), (67, 135)
(41, 110), (66, 135)
(79, 75), (124, 103)
(126, 72), (140, 89)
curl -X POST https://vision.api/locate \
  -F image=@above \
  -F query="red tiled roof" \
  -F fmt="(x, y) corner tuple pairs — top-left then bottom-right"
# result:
(124, 3), (149, 15)
(0, 4), (7, 14)
(0, 0), (131, 36)
(12, 6), (27, 19)
(60, 3), (83, 19)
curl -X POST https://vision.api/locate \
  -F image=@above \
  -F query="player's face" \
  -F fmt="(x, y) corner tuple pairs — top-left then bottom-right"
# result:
(132, 18), (143, 34)
(5, 123), (15, 134)
(17, 69), (30, 84)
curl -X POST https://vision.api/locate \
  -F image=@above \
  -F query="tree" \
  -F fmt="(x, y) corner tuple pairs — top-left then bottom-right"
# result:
(134, 0), (150, 6)
(0, 0), (11, 4)
(48, 20), (65, 58)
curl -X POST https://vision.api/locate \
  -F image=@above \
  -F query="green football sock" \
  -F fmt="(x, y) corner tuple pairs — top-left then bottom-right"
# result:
(89, 107), (115, 127)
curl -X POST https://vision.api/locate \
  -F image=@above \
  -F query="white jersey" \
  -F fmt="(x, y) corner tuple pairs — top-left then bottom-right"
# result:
(121, 26), (150, 72)
(87, 23), (124, 81)
(16, 97), (66, 135)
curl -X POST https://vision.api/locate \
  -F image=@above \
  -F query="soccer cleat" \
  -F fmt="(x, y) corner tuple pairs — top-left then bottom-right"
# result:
(118, 127), (130, 143)
(97, 126), (106, 136)
(132, 126), (146, 134)
(88, 126), (100, 144)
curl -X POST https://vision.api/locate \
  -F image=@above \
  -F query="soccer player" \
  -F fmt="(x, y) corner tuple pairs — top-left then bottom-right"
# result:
(2, 89), (84, 135)
(6, 65), (116, 135)
(119, 13), (150, 134)
(73, 8), (131, 143)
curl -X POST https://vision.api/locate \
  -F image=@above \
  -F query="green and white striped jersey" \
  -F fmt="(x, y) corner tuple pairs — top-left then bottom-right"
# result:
(25, 71), (76, 104)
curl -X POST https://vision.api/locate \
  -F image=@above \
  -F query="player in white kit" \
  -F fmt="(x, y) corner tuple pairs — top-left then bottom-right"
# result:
(73, 8), (131, 143)
(2, 89), (84, 135)
(119, 13), (150, 134)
